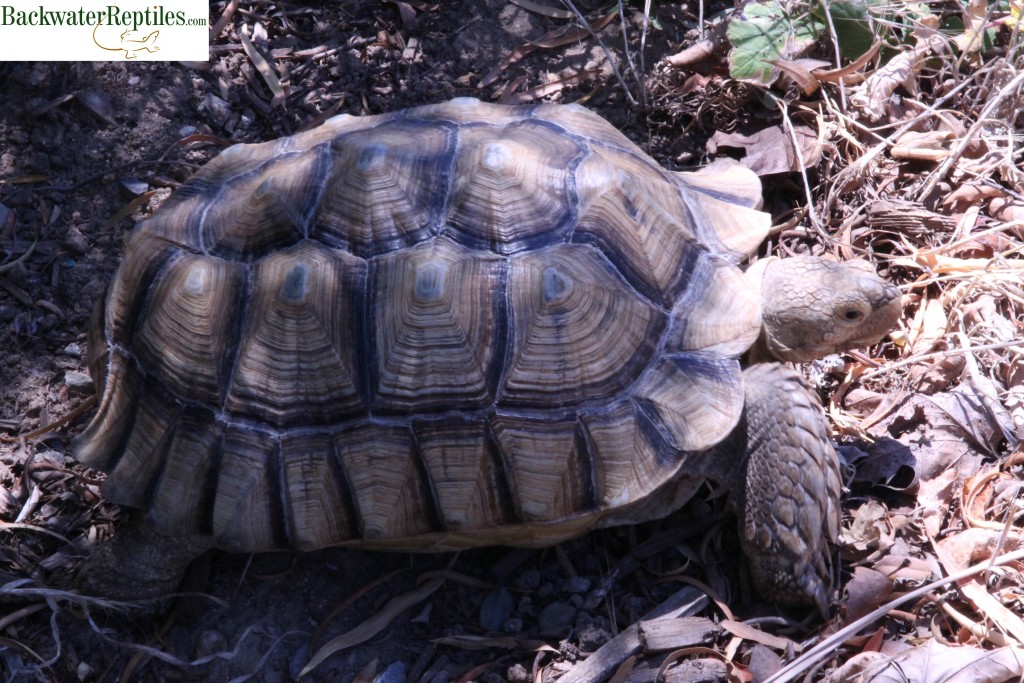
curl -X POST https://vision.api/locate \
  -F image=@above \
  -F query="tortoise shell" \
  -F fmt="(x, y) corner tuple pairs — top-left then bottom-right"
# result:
(74, 98), (772, 553)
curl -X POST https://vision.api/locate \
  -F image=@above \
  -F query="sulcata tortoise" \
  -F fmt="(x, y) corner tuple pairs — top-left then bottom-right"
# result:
(73, 98), (901, 614)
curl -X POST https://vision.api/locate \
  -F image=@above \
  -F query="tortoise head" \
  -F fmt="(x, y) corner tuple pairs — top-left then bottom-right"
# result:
(748, 256), (902, 363)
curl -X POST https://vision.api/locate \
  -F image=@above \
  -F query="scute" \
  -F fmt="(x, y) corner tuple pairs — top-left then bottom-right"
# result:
(75, 99), (772, 553)
(224, 241), (366, 427)
(502, 243), (664, 406)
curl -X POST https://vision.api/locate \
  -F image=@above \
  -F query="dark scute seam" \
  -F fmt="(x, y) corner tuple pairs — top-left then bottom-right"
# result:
(573, 418), (600, 514)
(217, 263), (253, 411)
(326, 435), (361, 541)
(409, 425), (446, 534)
(268, 438), (290, 549)
(485, 419), (522, 526)
(632, 398), (685, 468)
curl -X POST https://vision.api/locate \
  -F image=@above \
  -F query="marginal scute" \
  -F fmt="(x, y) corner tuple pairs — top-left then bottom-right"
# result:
(631, 354), (745, 453)
(134, 253), (246, 406)
(333, 423), (435, 540)
(281, 432), (353, 549)
(212, 426), (281, 552)
(490, 415), (594, 522)
(224, 241), (366, 427)
(102, 384), (181, 508)
(147, 409), (223, 537)
(372, 238), (504, 412)
(579, 401), (677, 510)
(673, 160), (771, 264)
(73, 350), (143, 471)
(445, 122), (582, 252)
(663, 252), (762, 357)
(414, 419), (515, 530)
(502, 243), (663, 406)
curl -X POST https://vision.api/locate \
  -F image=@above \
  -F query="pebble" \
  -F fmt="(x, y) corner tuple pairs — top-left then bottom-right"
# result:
(373, 661), (405, 683)
(195, 629), (227, 658)
(538, 601), (577, 637)
(506, 663), (530, 682)
(562, 576), (592, 594)
(202, 93), (233, 127)
(479, 587), (514, 632)
(503, 617), (523, 633)
(64, 371), (94, 394)
(61, 343), (81, 357)
(63, 225), (90, 255)
(516, 569), (540, 591)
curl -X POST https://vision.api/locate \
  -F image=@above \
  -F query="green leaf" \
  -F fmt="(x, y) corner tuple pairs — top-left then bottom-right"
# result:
(814, 0), (876, 59)
(727, 0), (825, 84)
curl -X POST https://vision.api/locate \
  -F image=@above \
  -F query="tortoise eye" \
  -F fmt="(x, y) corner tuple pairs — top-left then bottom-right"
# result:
(842, 308), (864, 321)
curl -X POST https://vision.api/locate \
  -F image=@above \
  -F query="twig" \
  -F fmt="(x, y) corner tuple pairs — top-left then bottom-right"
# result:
(561, 0), (637, 105)
(917, 68), (1024, 201)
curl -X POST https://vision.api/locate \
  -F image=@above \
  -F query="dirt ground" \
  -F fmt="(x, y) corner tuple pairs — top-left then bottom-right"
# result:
(2, 1), (1021, 682)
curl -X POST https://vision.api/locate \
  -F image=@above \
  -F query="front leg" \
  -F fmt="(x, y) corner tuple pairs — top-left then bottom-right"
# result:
(724, 363), (842, 615)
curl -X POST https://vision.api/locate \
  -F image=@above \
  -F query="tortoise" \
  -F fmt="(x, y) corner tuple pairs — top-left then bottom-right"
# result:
(73, 98), (901, 614)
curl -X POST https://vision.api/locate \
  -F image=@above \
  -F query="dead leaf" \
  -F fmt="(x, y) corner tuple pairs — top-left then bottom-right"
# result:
(239, 24), (286, 107)
(850, 32), (944, 121)
(942, 183), (1005, 209)
(770, 58), (829, 95)
(708, 124), (819, 175)
(907, 294), (948, 356)
(842, 567), (894, 625)
(844, 500), (892, 551)
(813, 41), (881, 85)
(720, 620), (795, 651)
(856, 640), (1024, 682)
(918, 468), (958, 537)
(955, 0), (988, 53)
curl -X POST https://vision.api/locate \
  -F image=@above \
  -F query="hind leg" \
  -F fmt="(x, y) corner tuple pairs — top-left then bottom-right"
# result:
(78, 515), (213, 601)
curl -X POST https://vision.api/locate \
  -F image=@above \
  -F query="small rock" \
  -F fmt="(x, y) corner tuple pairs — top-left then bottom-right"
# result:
(516, 569), (540, 590)
(65, 371), (94, 394)
(582, 587), (606, 611)
(373, 661), (405, 683)
(120, 178), (150, 196)
(506, 663), (530, 682)
(538, 601), (577, 637)
(76, 662), (94, 681)
(61, 343), (82, 357)
(562, 575), (592, 594)
(503, 617), (523, 633)
(479, 587), (514, 632)
(202, 93), (233, 127)
(179, 124), (198, 137)
(576, 616), (612, 651)
(287, 642), (310, 681)
(195, 629), (227, 658)
(63, 225), (90, 255)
